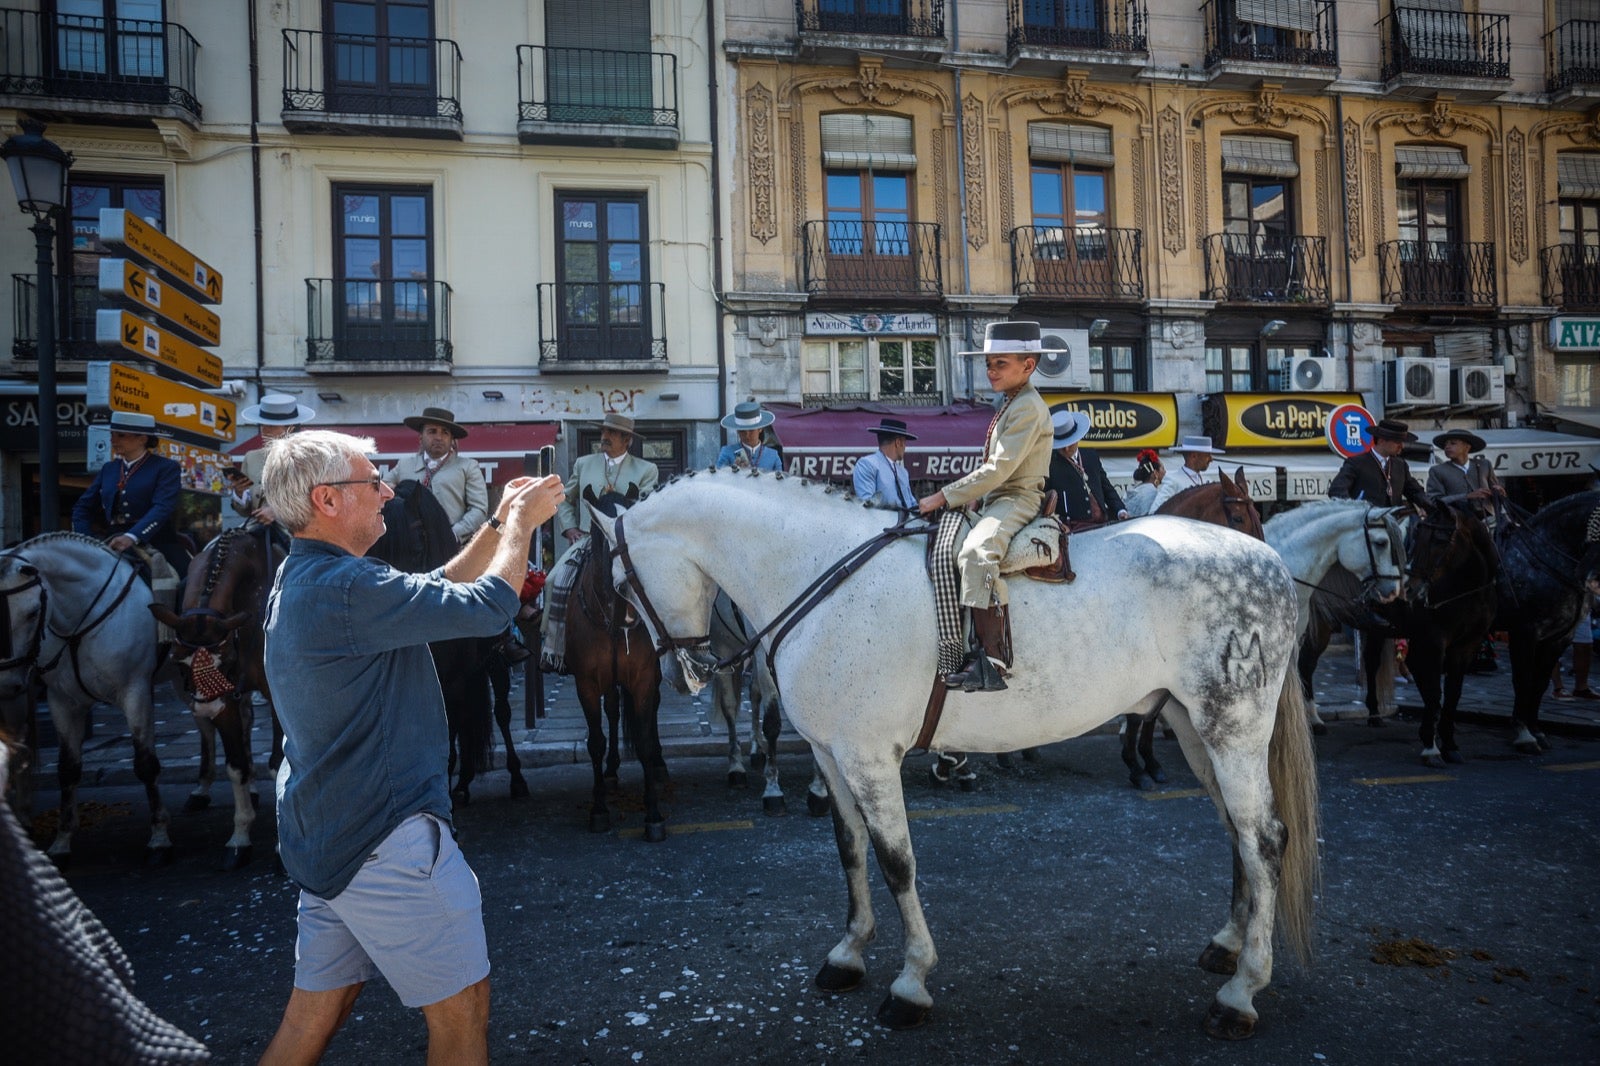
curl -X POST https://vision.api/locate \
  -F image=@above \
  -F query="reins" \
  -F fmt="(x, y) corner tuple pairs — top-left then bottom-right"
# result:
(0, 543), (142, 700)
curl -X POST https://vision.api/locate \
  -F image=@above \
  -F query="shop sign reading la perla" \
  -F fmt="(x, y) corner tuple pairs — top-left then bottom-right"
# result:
(804, 312), (939, 336)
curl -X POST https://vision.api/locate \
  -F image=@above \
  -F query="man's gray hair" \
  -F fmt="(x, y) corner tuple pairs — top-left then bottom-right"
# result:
(260, 430), (377, 532)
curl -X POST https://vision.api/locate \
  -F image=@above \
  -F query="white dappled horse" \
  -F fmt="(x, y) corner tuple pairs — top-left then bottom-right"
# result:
(604, 469), (1319, 1040)
(0, 533), (172, 861)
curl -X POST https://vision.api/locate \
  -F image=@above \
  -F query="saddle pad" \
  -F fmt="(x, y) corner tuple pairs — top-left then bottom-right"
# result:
(1000, 515), (1066, 575)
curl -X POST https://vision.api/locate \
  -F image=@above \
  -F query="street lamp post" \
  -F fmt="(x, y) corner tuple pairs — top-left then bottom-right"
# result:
(2, 120), (73, 532)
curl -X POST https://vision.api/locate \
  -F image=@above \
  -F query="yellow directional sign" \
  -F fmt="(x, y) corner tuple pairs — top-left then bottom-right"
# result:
(95, 362), (235, 444)
(98, 258), (221, 347)
(95, 309), (223, 389)
(98, 208), (224, 305)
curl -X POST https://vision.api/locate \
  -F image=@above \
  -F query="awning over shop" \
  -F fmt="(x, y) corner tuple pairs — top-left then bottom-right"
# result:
(1474, 429), (1600, 479)
(229, 422), (558, 484)
(768, 402), (995, 482)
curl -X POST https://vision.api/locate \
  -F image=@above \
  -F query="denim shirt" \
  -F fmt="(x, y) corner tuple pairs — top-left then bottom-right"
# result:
(264, 537), (519, 899)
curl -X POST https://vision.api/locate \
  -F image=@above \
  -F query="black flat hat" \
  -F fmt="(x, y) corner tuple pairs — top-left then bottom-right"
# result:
(1433, 428), (1486, 452)
(1370, 418), (1417, 443)
(867, 417), (918, 441)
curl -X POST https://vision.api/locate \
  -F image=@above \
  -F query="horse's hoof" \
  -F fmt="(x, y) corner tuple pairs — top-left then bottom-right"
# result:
(1535, 733), (1553, 752)
(927, 767), (948, 788)
(642, 821), (667, 843)
(996, 752), (1016, 770)
(1420, 752), (1445, 769)
(1512, 738), (1541, 755)
(728, 771), (747, 789)
(1312, 722), (1329, 736)
(1196, 942), (1238, 976)
(221, 846), (253, 872)
(146, 846), (174, 868)
(1367, 716), (1385, 729)
(806, 791), (831, 817)
(875, 993), (931, 1030)
(750, 751), (768, 773)
(509, 776), (530, 799)
(1442, 749), (1465, 765)
(1133, 774), (1156, 792)
(182, 793), (211, 813)
(1202, 1000), (1257, 1041)
(957, 775), (977, 793)
(589, 811), (611, 833)
(814, 961), (864, 993)
(1150, 767), (1168, 784)
(605, 773), (621, 792)
(762, 795), (786, 817)
(1022, 747), (1041, 761)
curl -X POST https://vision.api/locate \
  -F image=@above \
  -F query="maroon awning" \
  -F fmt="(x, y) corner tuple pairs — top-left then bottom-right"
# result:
(230, 422), (558, 485)
(767, 402), (993, 482)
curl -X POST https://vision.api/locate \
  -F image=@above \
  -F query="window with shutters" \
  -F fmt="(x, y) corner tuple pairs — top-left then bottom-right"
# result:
(543, 0), (652, 123)
(802, 338), (940, 402)
(1551, 152), (1600, 308)
(1204, 136), (1327, 303)
(1381, 0), (1509, 81)
(1015, 122), (1144, 301)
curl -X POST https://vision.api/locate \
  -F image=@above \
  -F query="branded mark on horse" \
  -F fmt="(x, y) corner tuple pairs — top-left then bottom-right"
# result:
(604, 468), (1318, 1039)
(0, 533), (171, 863)
(151, 528), (283, 869)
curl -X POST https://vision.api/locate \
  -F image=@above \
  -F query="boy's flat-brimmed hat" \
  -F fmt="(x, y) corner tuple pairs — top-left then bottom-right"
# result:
(958, 321), (1067, 359)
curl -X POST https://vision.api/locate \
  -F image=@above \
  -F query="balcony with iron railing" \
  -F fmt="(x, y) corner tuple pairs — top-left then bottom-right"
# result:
(1201, 0), (1337, 89)
(1547, 19), (1600, 99)
(1006, 0), (1148, 79)
(1541, 244), (1600, 310)
(536, 281), (667, 371)
(0, 7), (200, 125)
(11, 273), (106, 361)
(794, 0), (946, 60)
(516, 45), (679, 149)
(1010, 226), (1144, 302)
(800, 391), (946, 408)
(1203, 233), (1329, 305)
(1378, 240), (1496, 308)
(281, 28), (463, 138)
(803, 221), (943, 301)
(1378, 7), (1509, 100)
(305, 278), (453, 370)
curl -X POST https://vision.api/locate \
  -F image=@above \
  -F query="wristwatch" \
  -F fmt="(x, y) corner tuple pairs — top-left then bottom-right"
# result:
(486, 516), (503, 534)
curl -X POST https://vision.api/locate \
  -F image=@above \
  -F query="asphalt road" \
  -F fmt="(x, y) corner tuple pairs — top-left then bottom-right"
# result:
(25, 718), (1600, 1065)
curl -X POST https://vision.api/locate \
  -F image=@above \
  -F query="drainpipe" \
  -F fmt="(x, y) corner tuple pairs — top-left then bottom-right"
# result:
(1333, 91), (1356, 394)
(951, 0), (974, 399)
(706, 0), (728, 431)
(248, 0), (265, 390)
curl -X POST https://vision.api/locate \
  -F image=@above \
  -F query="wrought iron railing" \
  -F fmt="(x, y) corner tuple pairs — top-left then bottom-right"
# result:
(1541, 244), (1600, 310)
(1547, 19), (1600, 93)
(0, 8), (200, 117)
(1201, 0), (1337, 68)
(803, 220), (943, 300)
(1006, 0), (1147, 54)
(536, 282), (666, 363)
(1378, 240), (1496, 307)
(282, 28), (462, 122)
(1378, 7), (1509, 82)
(795, 0), (945, 38)
(1010, 226), (1144, 301)
(10, 273), (105, 360)
(1203, 233), (1329, 304)
(516, 45), (677, 129)
(305, 277), (452, 364)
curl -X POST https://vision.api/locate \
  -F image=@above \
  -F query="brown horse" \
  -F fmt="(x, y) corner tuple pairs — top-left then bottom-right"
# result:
(566, 488), (668, 841)
(151, 527), (282, 869)
(1109, 471), (1267, 788)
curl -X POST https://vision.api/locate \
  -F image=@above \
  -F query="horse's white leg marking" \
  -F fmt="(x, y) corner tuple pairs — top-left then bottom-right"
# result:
(813, 747), (876, 977)
(1204, 733), (1285, 1022)
(710, 668), (747, 779)
(225, 761), (255, 849)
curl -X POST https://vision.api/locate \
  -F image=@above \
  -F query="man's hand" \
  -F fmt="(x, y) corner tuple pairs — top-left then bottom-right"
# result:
(563, 528), (582, 544)
(498, 476), (566, 538)
(918, 490), (947, 516)
(1467, 487), (1492, 501)
(252, 503), (278, 525)
(108, 534), (136, 552)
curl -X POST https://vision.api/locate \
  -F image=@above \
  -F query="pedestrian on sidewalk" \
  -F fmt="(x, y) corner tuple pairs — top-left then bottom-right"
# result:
(1551, 592), (1597, 701)
(257, 430), (564, 1066)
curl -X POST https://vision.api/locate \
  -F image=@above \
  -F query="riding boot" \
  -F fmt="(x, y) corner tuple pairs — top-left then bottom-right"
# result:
(944, 642), (1007, 692)
(496, 625), (532, 666)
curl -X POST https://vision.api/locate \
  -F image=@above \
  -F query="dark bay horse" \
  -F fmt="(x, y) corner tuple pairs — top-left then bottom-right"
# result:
(368, 480), (527, 806)
(151, 527), (282, 869)
(1498, 489), (1600, 752)
(565, 487), (667, 841)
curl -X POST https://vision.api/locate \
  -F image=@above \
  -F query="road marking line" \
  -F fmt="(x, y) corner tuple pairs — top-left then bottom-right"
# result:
(907, 804), (1021, 820)
(618, 819), (752, 839)
(1140, 788), (1208, 801)
(1353, 774), (1453, 786)
(1544, 760), (1600, 773)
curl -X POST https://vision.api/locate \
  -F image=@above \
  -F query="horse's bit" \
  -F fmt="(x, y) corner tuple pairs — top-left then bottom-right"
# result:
(1290, 507), (1403, 604)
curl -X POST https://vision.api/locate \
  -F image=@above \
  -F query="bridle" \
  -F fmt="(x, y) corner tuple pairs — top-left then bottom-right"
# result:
(0, 569), (45, 671)
(0, 545), (141, 698)
(612, 511), (712, 655)
(1291, 506), (1404, 604)
(1218, 492), (1260, 536)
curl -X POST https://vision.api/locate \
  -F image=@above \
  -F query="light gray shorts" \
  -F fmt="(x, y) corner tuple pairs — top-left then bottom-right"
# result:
(293, 813), (488, 1008)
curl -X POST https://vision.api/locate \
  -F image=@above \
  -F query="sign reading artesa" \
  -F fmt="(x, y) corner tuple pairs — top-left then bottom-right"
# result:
(1206, 392), (1363, 449)
(1039, 393), (1179, 450)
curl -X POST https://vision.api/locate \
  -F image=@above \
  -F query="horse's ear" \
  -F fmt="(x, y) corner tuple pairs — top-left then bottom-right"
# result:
(582, 485), (600, 508)
(1233, 466), (1251, 498)
(1216, 467), (1235, 491)
(626, 483), (640, 502)
(221, 611), (252, 631)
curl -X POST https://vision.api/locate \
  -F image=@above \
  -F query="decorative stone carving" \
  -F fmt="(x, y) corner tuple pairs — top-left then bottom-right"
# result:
(1482, 150), (1493, 242)
(1373, 98), (1494, 140)
(1133, 128), (1149, 233)
(1351, 321), (1380, 353)
(1367, 149), (1383, 255)
(1001, 70), (1142, 120)
(789, 106), (805, 238)
(1343, 118), (1364, 261)
(1316, 149), (1330, 263)
(1192, 84), (1328, 135)
(963, 94), (987, 250)
(1159, 105), (1184, 254)
(1510, 323), (1531, 355)
(1190, 132), (1206, 242)
(933, 127), (948, 235)
(997, 128), (1014, 240)
(746, 83), (777, 245)
(809, 57), (940, 108)
(1167, 320), (1196, 350)
(755, 316), (779, 349)
(1507, 127), (1527, 265)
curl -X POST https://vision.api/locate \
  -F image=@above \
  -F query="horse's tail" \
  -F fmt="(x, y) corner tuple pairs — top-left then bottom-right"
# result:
(446, 644), (496, 777)
(1269, 668), (1320, 968)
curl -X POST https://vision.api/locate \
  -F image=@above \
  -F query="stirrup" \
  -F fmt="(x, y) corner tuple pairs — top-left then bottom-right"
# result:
(944, 649), (1007, 693)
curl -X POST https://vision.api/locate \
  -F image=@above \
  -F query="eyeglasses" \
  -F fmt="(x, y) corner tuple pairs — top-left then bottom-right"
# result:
(317, 474), (385, 491)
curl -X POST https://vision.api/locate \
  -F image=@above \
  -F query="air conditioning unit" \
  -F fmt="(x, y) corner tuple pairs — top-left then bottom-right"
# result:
(1384, 356), (1451, 407)
(1451, 365), (1506, 407)
(1031, 329), (1092, 391)
(1278, 352), (1339, 392)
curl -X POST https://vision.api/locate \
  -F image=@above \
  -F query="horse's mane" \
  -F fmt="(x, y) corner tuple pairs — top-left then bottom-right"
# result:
(370, 480), (457, 573)
(1262, 496), (1371, 539)
(16, 530), (136, 569)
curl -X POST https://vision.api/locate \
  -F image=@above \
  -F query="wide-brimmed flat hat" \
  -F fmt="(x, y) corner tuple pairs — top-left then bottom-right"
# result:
(958, 321), (1068, 359)
(867, 417), (918, 441)
(1370, 418), (1417, 443)
(591, 411), (643, 440)
(721, 401), (774, 432)
(1433, 428), (1486, 452)
(106, 411), (164, 436)
(403, 405), (469, 439)
(1051, 410), (1092, 448)
(1170, 435), (1225, 455)
(241, 392), (316, 426)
